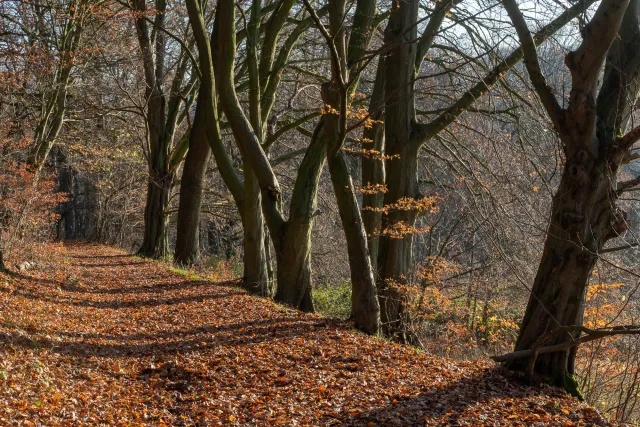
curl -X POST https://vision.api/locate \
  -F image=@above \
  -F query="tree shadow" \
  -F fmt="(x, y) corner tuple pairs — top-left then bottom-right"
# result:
(340, 367), (566, 426)
(8, 272), (67, 288)
(70, 254), (131, 259)
(60, 279), (239, 295)
(0, 317), (339, 358)
(75, 261), (147, 267)
(0, 281), (244, 309)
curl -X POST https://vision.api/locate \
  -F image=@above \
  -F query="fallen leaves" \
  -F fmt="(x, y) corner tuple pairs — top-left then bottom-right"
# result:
(0, 243), (623, 426)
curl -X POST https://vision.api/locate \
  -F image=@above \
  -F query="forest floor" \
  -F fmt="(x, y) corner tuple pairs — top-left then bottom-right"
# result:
(0, 243), (620, 426)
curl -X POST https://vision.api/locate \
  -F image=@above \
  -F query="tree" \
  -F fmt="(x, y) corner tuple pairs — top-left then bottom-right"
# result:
(185, 0), (318, 297)
(302, 0), (381, 333)
(213, 0), (332, 311)
(502, 0), (640, 391)
(131, 0), (194, 258)
(22, 0), (91, 172)
(174, 93), (210, 266)
(366, 0), (595, 340)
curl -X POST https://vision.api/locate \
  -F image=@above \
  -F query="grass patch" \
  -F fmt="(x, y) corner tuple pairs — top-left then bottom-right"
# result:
(313, 280), (351, 320)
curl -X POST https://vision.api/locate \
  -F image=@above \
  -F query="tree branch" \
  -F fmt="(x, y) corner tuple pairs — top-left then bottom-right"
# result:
(502, 0), (564, 128)
(412, 0), (596, 146)
(492, 324), (640, 382)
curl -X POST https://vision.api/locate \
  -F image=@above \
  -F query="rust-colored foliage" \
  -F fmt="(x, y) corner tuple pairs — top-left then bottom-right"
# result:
(0, 244), (617, 426)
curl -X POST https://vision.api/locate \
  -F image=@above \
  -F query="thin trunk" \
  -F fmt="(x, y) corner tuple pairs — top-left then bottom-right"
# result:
(240, 0), (270, 297)
(139, 170), (172, 258)
(465, 230), (476, 325)
(134, 0), (172, 259)
(264, 224), (274, 287)
(322, 78), (380, 334)
(327, 148), (380, 334)
(174, 98), (211, 265)
(138, 93), (171, 258)
(361, 56), (385, 269)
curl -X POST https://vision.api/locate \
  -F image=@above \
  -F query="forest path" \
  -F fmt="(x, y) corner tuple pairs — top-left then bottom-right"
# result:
(0, 243), (612, 426)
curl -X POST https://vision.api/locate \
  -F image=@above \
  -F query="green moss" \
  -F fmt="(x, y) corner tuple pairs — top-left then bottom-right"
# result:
(551, 371), (584, 401)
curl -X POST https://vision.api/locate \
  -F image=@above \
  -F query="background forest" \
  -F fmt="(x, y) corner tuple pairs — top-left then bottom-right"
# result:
(3, 0), (640, 423)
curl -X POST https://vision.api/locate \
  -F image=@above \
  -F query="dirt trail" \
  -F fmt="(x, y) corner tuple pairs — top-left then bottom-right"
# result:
(0, 243), (614, 426)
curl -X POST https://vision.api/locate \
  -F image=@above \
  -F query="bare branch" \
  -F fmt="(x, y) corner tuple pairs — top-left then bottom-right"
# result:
(502, 0), (564, 128)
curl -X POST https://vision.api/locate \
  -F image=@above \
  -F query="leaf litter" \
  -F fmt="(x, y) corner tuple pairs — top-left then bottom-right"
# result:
(0, 243), (623, 426)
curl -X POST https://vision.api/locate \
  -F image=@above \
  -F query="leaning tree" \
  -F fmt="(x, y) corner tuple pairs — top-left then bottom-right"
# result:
(363, 0), (596, 340)
(499, 0), (640, 391)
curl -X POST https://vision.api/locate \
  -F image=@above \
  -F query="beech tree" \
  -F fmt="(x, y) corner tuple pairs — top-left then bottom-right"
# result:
(185, 0), (326, 297)
(501, 0), (640, 391)
(366, 0), (596, 340)
(302, 0), (381, 333)
(213, 0), (327, 310)
(131, 0), (195, 258)
(176, 0), (244, 271)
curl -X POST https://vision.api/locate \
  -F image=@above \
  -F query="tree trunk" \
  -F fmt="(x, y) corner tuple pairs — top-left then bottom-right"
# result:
(174, 99), (211, 266)
(272, 120), (328, 311)
(133, 0), (181, 260)
(264, 224), (274, 287)
(502, 0), (640, 394)
(361, 56), (385, 270)
(138, 94), (171, 259)
(327, 149), (380, 334)
(507, 159), (618, 390)
(274, 224), (315, 312)
(55, 149), (77, 240)
(139, 171), (171, 258)
(242, 165), (270, 296)
(376, 144), (421, 340)
(321, 78), (380, 334)
(374, 0), (423, 340)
